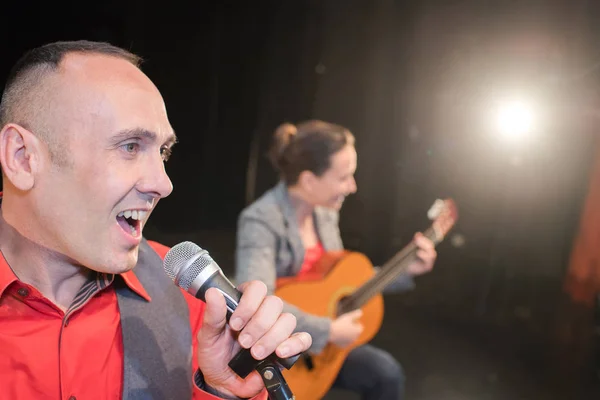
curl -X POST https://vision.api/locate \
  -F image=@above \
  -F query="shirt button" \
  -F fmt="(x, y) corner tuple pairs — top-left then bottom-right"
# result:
(68, 396), (77, 400)
(17, 288), (29, 297)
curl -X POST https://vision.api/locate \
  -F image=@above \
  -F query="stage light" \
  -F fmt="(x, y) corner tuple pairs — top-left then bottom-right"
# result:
(494, 100), (535, 140)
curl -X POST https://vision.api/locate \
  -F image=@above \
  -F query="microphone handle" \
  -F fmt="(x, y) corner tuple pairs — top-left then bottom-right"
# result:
(195, 271), (242, 319)
(196, 271), (301, 371)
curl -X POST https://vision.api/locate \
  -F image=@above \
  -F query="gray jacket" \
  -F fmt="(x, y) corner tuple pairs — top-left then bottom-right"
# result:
(235, 182), (414, 353)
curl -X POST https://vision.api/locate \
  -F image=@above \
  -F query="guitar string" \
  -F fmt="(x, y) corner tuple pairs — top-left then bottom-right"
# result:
(339, 227), (438, 314)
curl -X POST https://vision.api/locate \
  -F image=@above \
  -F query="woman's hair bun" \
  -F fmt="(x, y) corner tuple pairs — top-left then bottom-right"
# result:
(268, 122), (297, 171)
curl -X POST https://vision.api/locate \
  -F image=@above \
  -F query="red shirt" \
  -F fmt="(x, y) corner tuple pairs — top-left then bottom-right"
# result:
(0, 240), (266, 400)
(297, 242), (325, 278)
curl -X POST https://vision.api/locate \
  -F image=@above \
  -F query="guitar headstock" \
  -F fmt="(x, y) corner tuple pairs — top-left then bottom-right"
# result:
(427, 198), (459, 242)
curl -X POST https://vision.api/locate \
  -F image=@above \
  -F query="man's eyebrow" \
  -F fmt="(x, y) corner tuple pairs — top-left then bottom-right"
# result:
(111, 128), (178, 145)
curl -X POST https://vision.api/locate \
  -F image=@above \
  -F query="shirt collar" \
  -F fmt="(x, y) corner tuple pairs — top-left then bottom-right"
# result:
(121, 270), (152, 302)
(0, 251), (17, 298)
(0, 251), (151, 302)
(0, 193), (13, 297)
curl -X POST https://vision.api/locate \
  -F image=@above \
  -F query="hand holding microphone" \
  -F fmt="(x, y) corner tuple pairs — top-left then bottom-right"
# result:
(164, 242), (311, 399)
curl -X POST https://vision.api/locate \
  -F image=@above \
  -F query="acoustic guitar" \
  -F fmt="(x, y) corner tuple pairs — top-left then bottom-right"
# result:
(275, 198), (458, 400)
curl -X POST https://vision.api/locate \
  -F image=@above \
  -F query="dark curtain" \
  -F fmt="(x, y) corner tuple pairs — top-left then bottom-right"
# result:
(2, 0), (600, 337)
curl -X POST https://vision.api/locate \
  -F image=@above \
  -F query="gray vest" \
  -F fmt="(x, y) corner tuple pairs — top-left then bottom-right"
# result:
(116, 239), (193, 400)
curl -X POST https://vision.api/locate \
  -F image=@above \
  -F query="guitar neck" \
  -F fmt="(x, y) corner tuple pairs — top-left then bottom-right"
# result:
(338, 226), (440, 314)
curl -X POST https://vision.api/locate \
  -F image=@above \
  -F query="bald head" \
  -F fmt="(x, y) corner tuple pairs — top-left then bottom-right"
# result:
(0, 41), (142, 165)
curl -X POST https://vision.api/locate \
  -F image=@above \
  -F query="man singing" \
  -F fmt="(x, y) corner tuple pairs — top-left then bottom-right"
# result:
(0, 41), (311, 399)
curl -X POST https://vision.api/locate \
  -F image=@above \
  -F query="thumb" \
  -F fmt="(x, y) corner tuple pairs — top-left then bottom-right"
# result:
(199, 288), (228, 342)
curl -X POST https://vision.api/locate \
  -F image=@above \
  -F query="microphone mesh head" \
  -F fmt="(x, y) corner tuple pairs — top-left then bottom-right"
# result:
(163, 241), (216, 291)
(178, 252), (214, 291)
(163, 241), (202, 281)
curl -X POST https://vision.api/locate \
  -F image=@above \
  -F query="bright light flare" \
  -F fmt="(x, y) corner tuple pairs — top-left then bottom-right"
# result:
(494, 100), (535, 140)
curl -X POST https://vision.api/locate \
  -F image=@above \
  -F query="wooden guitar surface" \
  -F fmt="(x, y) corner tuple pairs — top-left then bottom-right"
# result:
(275, 251), (384, 400)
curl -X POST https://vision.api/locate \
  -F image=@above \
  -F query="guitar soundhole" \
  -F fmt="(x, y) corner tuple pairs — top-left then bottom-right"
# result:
(336, 296), (353, 316)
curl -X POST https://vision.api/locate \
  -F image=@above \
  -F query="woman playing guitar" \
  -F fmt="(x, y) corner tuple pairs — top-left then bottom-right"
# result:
(235, 120), (438, 400)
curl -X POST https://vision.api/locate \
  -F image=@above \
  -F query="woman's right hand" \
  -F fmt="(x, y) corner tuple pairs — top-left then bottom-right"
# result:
(329, 309), (364, 348)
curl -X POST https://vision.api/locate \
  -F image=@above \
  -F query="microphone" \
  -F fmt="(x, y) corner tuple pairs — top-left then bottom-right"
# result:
(163, 241), (241, 317)
(163, 241), (300, 400)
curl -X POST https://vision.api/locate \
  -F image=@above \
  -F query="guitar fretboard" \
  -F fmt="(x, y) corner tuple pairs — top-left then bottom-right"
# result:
(337, 226), (441, 315)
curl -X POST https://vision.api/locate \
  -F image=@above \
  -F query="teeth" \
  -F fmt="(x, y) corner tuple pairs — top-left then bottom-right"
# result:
(117, 210), (148, 221)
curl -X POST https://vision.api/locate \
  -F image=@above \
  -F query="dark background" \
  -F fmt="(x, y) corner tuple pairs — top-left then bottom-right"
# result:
(2, 0), (600, 398)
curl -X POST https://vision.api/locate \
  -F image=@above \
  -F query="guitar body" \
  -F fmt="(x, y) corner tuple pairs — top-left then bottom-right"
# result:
(275, 251), (384, 400)
(273, 198), (459, 399)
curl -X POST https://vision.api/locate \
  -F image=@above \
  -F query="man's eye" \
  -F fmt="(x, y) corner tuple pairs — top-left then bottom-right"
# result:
(122, 143), (139, 153)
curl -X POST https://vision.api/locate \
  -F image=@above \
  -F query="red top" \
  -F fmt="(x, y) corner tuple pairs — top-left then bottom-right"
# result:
(0, 240), (266, 400)
(297, 242), (325, 278)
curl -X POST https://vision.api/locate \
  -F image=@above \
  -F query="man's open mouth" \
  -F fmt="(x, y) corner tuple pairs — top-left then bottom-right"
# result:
(116, 210), (148, 238)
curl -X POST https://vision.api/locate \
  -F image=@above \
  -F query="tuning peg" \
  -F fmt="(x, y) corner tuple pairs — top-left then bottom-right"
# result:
(427, 199), (445, 220)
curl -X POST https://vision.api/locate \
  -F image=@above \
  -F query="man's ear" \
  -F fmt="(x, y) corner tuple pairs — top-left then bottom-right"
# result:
(0, 123), (46, 191)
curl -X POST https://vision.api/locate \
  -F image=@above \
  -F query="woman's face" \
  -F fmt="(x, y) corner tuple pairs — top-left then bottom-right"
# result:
(303, 144), (357, 210)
